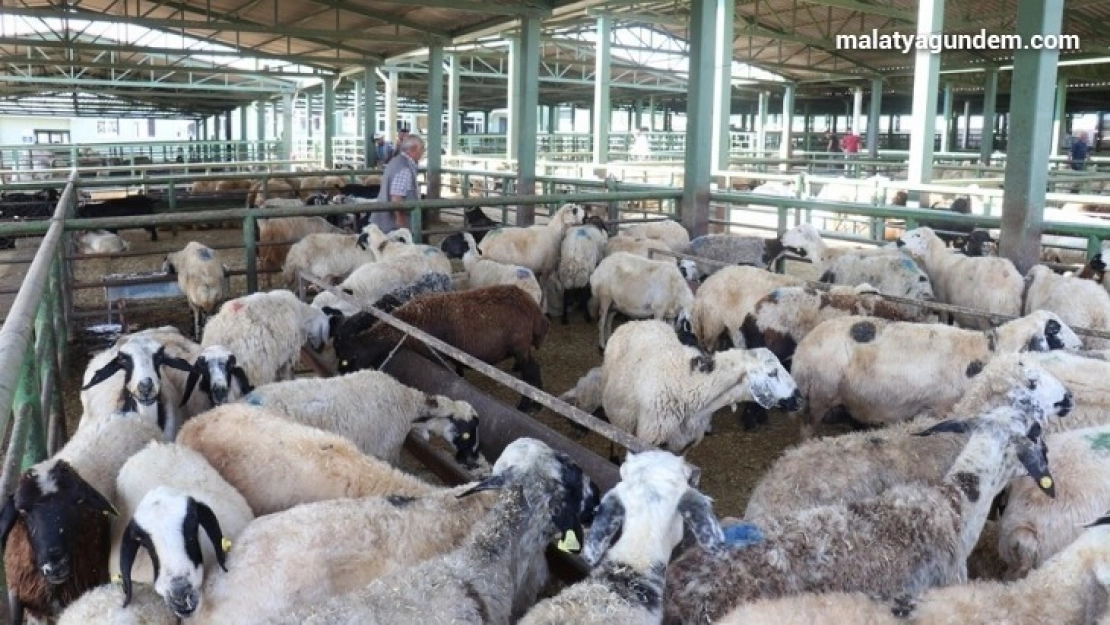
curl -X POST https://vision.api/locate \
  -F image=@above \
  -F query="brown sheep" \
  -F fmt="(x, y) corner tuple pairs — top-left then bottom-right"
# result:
(247, 178), (297, 207)
(335, 285), (550, 411)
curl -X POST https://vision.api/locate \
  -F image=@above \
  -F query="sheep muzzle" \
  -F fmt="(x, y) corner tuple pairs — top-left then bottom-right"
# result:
(168, 580), (202, 617)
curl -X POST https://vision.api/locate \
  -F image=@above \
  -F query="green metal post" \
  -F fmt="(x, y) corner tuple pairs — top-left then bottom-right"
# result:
(779, 85), (795, 169)
(507, 37), (522, 161)
(681, 0), (717, 237)
(514, 17), (541, 222)
(907, 0), (944, 195)
(281, 93), (294, 167)
(410, 202), (423, 244)
(867, 79), (882, 158)
(592, 15), (612, 165)
(323, 79), (336, 168)
(1000, 0), (1063, 274)
(17, 340), (44, 471)
(244, 212), (258, 293)
(256, 99), (267, 160)
(427, 45), (445, 201)
(363, 66), (378, 167)
(447, 55), (461, 158)
(980, 70), (999, 164)
(940, 82), (953, 152)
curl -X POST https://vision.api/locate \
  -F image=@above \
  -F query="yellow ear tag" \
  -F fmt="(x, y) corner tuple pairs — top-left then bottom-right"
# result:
(111, 573), (123, 584)
(221, 537), (233, 553)
(339, 360), (348, 367)
(1040, 476), (1053, 490)
(461, 433), (470, 441)
(557, 530), (580, 553)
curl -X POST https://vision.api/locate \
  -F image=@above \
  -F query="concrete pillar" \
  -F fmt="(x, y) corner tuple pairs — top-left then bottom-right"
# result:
(1051, 76), (1068, 155)
(592, 15), (612, 164)
(961, 98), (971, 150)
(363, 66), (378, 167)
(647, 96), (656, 131)
(681, 0), (718, 237)
(507, 36), (521, 160)
(513, 17), (541, 219)
(255, 100), (267, 160)
(547, 105), (556, 134)
(906, 0), (945, 194)
(281, 93), (294, 166)
(305, 92), (314, 138)
(867, 79), (882, 157)
(447, 54), (460, 157)
(323, 79), (335, 168)
(385, 69), (399, 140)
(999, 0), (1063, 274)
(779, 84), (796, 166)
(239, 106), (248, 141)
(711, 0), (734, 169)
(633, 100), (643, 130)
(756, 91), (769, 157)
(426, 45), (445, 201)
(940, 82), (953, 152)
(851, 86), (863, 135)
(980, 70), (998, 164)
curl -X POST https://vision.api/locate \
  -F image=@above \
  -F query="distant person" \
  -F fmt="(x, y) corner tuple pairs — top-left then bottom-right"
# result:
(841, 132), (860, 155)
(373, 134), (392, 167)
(631, 127), (651, 161)
(373, 133), (425, 233)
(825, 131), (840, 153)
(1071, 131), (1090, 171)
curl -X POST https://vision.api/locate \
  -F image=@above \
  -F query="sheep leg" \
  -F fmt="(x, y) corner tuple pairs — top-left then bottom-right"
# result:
(8, 591), (22, 625)
(596, 299), (612, 351)
(739, 403), (769, 430)
(515, 357), (543, 413)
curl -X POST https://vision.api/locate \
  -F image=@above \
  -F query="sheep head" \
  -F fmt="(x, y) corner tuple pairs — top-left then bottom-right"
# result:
(779, 224), (823, 259)
(551, 204), (586, 232)
(82, 336), (192, 408)
(0, 458), (117, 585)
(180, 345), (251, 408)
(997, 310), (1082, 353)
(895, 227), (938, 257)
(416, 395), (482, 469)
(120, 486), (228, 618)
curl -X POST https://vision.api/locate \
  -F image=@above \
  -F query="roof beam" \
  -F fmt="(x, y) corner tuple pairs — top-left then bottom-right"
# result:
(375, 0), (550, 17)
(301, 0), (451, 40)
(798, 0), (914, 22)
(735, 17), (881, 75)
(0, 74), (288, 92)
(0, 56), (316, 78)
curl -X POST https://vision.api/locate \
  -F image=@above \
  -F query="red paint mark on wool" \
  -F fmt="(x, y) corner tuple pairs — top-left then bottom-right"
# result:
(228, 300), (244, 313)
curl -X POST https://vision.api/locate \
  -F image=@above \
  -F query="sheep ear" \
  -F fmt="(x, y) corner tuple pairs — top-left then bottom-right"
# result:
(913, 420), (971, 436)
(162, 258), (176, 274)
(0, 496), (16, 548)
(82, 357), (123, 390)
(678, 490), (725, 552)
(1085, 512), (1110, 528)
(77, 479), (118, 517)
(194, 500), (229, 572)
(457, 473), (510, 498)
(1017, 438), (1055, 498)
(119, 520), (159, 608)
(230, 366), (253, 395)
(581, 492), (625, 567)
(180, 357), (206, 408)
(156, 348), (194, 373)
(356, 232), (369, 250)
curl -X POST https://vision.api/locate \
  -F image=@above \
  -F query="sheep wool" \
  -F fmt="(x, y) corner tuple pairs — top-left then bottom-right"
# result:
(591, 252), (695, 349)
(478, 203), (586, 277)
(1024, 264), (1110, 350)
(57, 583), (177, 625)
(688, 265), (803, 350)
(281, 232), (377, 287)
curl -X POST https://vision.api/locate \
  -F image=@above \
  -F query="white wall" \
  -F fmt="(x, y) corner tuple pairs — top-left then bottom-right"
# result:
(0, 115), (192, 146)
(0, 116), (70, 145)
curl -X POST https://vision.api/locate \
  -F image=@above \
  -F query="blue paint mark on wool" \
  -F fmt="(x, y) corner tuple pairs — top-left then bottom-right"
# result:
(722, 522), (765, 548)
(198, 247), (214, 261)
(575, 227), (588, 238)
(900, 256), (916, 271)
(515, 267), (531, 279)
(244, 393), (263, 406)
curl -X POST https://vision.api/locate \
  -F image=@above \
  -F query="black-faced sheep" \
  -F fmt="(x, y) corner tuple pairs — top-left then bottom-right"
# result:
(77, 194), (159, 241)
(1023, 263), (1110, 350)
(334, 285), (549, 412)
(440, 206), (501, 259)
(590, 252), (697, 350)
(688, 265), (804, 351)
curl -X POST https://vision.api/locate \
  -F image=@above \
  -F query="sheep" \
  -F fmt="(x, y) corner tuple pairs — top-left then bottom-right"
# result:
(357, 223), (453, 275)
(262, 197), (307, 209)
(789, 310), (1081, 438)
(591, 252), (697, 350)
(78, 333), (194, 438)
(178, 404), (439, 516)
(687, 265), (804, 351)
(76, 230), (129, 255)
(257, 217), (345, 289)
(662, 386), (1065, 624)
(959, 229), (997, 257)
(242, 369), (481, 467)
(335, 254), (456, 310)
(440, 207), (502, 258)
(744, 353), (1074, 522)
(310, 289), (362, 317)
(460, 231), (544, 308)
(163, 241), (228, 340)
(281, 232), (377, 287)
(997, 424), (1110, 580)
(621, 219), (690, 252)
(1078, 240), (1110, 292)
(604, 232), (673, 259)
(896, 226), (1024, 329)
(520, 451), (724, 625)
(334, 285), (549, 412)
(686, 233), (785, 276)
(1024, 350), (1110, 431)
(109, 441), (253, 617)
(368, 271), (453, 314)
(277, 438), (600, 625)
(1023, 263), (1110, 349)
(247, 178), (296, 206)
(77, 195), (158, 241)
(715, 511), (1110, 625)
(601, 320), (802, 452)
(1, 412), (162, 624)
(478, 202), (585, 278)
(57, 583), (177, 625)
(200, 289), (340, 386)
(559, 366), (604, 415)
(557, 220), (609, 323)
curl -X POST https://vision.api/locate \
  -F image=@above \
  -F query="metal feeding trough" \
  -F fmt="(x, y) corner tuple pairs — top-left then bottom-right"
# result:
(102, 270), (229, 329)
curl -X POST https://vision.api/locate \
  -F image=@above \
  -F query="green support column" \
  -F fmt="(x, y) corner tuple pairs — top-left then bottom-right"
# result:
(980, 70), (998, 164)
(281, 93), (294, 166)
(547, 105), (557, 134)
(1050, 76), (1068, 156)
(633, 101), (643, 130)
(427, 45), (445, 202)
(647, 96), (655, 131)
(961, 99), (971, 150)
(756, 91), (769, 156)
(256, 99), (267, 159)
(907, 0), (944, 196)
(239, 106), (248, 141)
(940, 82), (953, 152)
(1000, 0), (1063, 274)
(305, 92), (314, 139)
(779, 84), (796, 167)
(323, 79), (336, 168)
(447, 54), (460, 157)
(507, 37), (521, 160)
(803, 102), (811, 151)
(514, 17), (541, 222)
(851, 86), (863, 134)
(592, 15), (612, 164)
(363, 66), (378, 167)
(867, 79), (882, 157)
(681, 0), (718, 237)
(386, 69), (399, 138)
(712, 0), (734, 170)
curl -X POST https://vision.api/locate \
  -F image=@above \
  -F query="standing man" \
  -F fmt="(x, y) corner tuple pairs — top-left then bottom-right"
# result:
(388, 127), (410, 163)
(840, 132), (861, 175)
(372, 133), (425, 233)
(1070, 131), (1090, 171)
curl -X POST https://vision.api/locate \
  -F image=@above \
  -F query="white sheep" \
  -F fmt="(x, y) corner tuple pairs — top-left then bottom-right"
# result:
(603, 232), (673, 259)
(559, 366), (604, 414)
(461, 231), (544, 307)
(717, 512), (1110, 625)
(276, 438), (600, 625)
(686, 233), (784, 276)
(688, 265), (804, 350)
(310, 289), (362, 317)
(163, 241), (228, 340)
(1026, 349), (1110, 431)
(358, 223), (453, 275)
(897, 226), (1024, 329)
(664, 390), (1066, 622)
(57, 583), (177, 625)
(520, 451), (723, 625)
(556, 222), (609, 323)
(478, 203), (586, 278)
(242, 369), (481, 467)
(334, 254), (453, 311)
(1024, 263), (1110, 349)
(177, 404), (439, 515)
(281, 232), (377, 287)
(257, 216), (345, 289)
(601, 320), (802, 452)
(110, 441), (254, 618)
(621, 219), (690, 252)
(997, 424), (1110, 580)
(590, 251), (697, 349)
(789, 310), (1081, 438)
(78, 334), (194, 439)
(261, 197), (306, 209)
(744, 353), (1074, 522)
(200, 289), (337, 386)
(76, 230), (129, 255)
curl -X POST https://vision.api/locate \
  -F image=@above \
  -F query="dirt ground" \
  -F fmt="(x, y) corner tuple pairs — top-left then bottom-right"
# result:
(17, 214), (840, 519)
